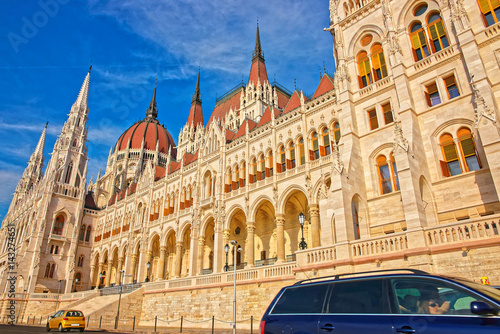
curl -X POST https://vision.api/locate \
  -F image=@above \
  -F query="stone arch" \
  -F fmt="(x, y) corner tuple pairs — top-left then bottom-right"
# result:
(253, 198), (276, 264)
(250, 195), (274, 221)
(278, 185), (308, 214)
(351, 193), (369, 239)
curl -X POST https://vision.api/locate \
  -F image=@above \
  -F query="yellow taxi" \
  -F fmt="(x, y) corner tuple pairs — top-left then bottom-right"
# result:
(46, 309), (85, 332)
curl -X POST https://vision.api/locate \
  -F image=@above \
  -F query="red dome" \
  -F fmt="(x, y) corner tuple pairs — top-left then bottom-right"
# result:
(115, 118), (176, 156)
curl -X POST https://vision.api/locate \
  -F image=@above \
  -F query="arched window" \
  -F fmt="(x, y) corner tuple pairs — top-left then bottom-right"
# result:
(45, 263), (51, 278)
(351, 202), (361, 240)
(311, 132), (319, 160)
(377, 155), (393, 194)
(85, 225), (91, 242)
(240, 163), (246, 187)
(288, 142), (296, 169)
(410, 22), (430, 61)
(390, 153), (400, 191)
(267, 151), (273, 177)
(357, 51), (372, 88)
(64, 162), (73, 184)
(226, 168), (232, 193)
(49, 263), (56, 278)
(77, 255), (84, 267)
(427, 13), (449, 52)
(250, 158), (257, 183)
(52, 215), (65, 235)
(440, 133), (461, 176)
(478, 0), (500, 26)
(233, 165), (240, 189)
(458, 128), (481, 172)
(333, 123), (341, 144)
(278, 146), (286, 173)
(298, 137), (305, 165)
(371, 44), (388, 81)
(321, 128), (331, 156)
(79, 224), (85, 241)
(259, 154), (266, 180)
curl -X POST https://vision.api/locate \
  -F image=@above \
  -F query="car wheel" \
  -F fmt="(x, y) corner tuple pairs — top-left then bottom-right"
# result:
(58, 323), (63, 332)
(46, 323), (51, 331)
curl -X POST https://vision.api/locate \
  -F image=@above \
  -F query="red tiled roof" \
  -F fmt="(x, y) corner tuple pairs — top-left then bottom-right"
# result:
(312, 73), (335, 99)
(248, 59), (269, 86)
(115, 119), (176, 156)
(207, 90), (242, 127)
(186, 103), (204, 129)
(225, 129), (236, 142)
(257, 107), (281, 128)
(169, 161), (181, 173)
(234, 118), (257, 140)
(84, 192), (97, 209)
(155, 165), (166, 180)
(283, 91), (302, 114)
(276, 90), (291, 109)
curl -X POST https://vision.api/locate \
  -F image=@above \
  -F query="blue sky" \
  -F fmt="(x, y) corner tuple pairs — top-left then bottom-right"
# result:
(0, 0), (334, 221)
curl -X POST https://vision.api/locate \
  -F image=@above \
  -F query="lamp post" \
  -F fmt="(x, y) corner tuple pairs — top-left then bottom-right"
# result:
(115, 270), (125, 329)
(230, 240), (242, 334)
(145, 262), (151, 282)
(99, 273), (103, 289)
(224, 244), (230, 271)
(54, 280), (63, 312)
(298, 212), (307, 250)
(73, 278), (79, 292)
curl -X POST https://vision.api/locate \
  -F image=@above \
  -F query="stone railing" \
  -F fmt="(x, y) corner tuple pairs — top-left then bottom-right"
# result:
(425, 219), (500, 246)
(143, 262), (296, 293)
(53, 183), (81, 198)
(60, 290), (97, 300)
(412, 45), (456, 72)
(351, 232), (408, 257)
(29, 293), (59, 300)
(302, 246), (337, 265)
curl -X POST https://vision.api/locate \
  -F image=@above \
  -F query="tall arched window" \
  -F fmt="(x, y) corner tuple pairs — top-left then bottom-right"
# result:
(45, 263), (51, 278)
(226, 168), (232, 193)
(64, 162), (73, 184)
(410, 22), (430, 61)
(321, 128), (331, 156)
(85, 226), (91, 242)
(267, 151), (273, 177)
(478, 0), (500, 26)
(357, 51), (372, 88)
(377, 155), (393, 194)
(79, 224), (85, 241)
(234, 165), (240, 189)
(250, 158), (257, 183)
(390, 153), (400, 191)
(440, 133), (461, 176)
(371, 44), (388, 81)
(458, 128), (481, 172)
(333, 123), (341, 144)
(259, 154), (266, 180)
(288, 142), (296, 169)
(427, 13), (449, 52)
(278, 146), (286, 173)
(52, 215), (65, 235)
(77, 255), (84, 267)
(299, 137), (305, 165)
(311, 132), (319, 160)
(240, 163), (246, 187)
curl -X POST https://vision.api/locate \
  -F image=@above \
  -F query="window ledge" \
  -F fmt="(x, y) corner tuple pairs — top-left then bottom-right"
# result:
(434, 167), (489, 186)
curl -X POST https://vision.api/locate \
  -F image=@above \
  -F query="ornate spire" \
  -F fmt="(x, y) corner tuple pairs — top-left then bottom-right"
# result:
(71, 69), (90, 114)
(192, 67), (202, 104)
(252, 22), (265, 62)
(146, 78), (158, 120)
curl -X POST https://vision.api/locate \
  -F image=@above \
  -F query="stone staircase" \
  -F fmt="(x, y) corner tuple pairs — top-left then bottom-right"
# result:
(63, 294), (120, 318)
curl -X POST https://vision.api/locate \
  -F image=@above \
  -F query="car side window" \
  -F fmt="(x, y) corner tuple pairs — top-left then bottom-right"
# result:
(326, 279), (386, 314)
(55, 311), (64, 317)
(392, 278), (492, 315)
(271, 283), (329, 314)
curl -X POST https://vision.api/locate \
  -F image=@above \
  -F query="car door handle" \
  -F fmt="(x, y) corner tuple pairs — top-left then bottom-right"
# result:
(396, 327), (416, 334)
(320, 323), (335, 331)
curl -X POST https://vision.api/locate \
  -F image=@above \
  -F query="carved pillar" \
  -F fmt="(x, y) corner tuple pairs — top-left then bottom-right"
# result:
(89, 265), (95, 289)
(129, 254), (137, 284)
(157, 247), (166, 280)
(197, 236), (205, 275)
(106, 259), (113, 287)
(117, 257), (124, 284)
(144, 250), (152, 281)
(174, 242), (183, 278)
(97, 262), (104, 287)
(275, 214), (286, 264)
(309, 205), (321, 248)
(246, 223), (256, 268)
(222, 229), (230, 248)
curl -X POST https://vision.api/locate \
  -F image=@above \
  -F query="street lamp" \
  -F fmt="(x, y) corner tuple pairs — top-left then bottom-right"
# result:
(145, 262), (151, 282)
(230, 240), (242, 334)
(73, 278), (79, 292)
(298, 212), (307, 250)
(99, 273), (103, 289)
(54, 280), (63, 312)
(224, 244), (230, 271)
(115, 270), (125, 329)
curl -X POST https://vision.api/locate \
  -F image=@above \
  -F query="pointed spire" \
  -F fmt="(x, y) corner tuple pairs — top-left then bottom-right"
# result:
(186, 69), (204, 129)
(32, 121), (48, 162)
(253, 20), (264, 61)
(72, 69), (91, 113)
(192, 67), (202, 104)
(146, 77), (158, 120)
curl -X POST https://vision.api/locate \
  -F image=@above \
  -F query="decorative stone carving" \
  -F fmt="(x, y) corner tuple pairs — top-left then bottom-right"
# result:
(470, 76), (498, 128)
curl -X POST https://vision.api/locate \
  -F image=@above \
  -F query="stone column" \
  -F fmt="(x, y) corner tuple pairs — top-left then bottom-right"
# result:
(157, 246), (166, 280)
(222, 228), (230, 248)
(89, 264), (95, 289)
(117, 257), (124, 284)
(174, 242), (183, 278)
(246, 223), (256, 268)
(309, 205), (321, 248)
(197, 236), (205, 275)
(129, 254), (137, 284)
(275, 214), (286, 264)
(97, 262), (104, 287)
(106, 259), (113, 287)
(144, 250), (152, 281)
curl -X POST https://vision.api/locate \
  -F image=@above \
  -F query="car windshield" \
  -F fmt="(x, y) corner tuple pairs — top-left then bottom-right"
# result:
(66, 311), (83, 317)
(454, 279), (500, 301)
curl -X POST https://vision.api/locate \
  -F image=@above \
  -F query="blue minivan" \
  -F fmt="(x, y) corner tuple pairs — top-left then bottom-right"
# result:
(260, 269), (500, 334)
